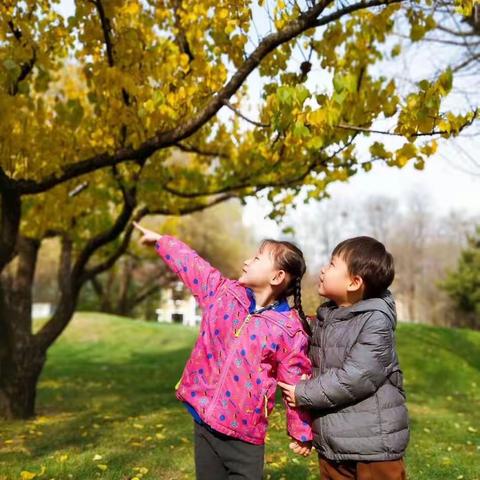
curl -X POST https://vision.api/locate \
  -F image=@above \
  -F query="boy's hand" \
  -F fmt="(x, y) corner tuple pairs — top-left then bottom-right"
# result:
(133, 222), (162, 246)
(289, 439), (312, 457)
(278, 374), (309, 407)
(278, 381), (297, 407)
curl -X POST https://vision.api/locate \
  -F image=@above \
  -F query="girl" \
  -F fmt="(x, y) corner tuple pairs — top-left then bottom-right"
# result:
(133, 222), (313, 480)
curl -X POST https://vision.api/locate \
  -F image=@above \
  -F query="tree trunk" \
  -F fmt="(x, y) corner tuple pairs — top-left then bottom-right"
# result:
(0, 342), (45, 419)
(0, 235), (43, 419)
(117, 258), (133, 316)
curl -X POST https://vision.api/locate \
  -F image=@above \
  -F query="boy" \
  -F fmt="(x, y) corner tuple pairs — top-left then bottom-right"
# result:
(279, 236), (409, 480)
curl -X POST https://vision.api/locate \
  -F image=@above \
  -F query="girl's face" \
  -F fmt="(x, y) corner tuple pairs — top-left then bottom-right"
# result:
(318, 255), (353, 304)
(238, 245), (284, 289)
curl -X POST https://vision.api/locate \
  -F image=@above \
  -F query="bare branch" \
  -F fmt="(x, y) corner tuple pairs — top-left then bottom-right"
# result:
(437, 24), (478, 37)
(80, 217), (136, 283)
(223, 100), (271, 128)
(130, 283), (161, 309)
(451, 52), (480, 73)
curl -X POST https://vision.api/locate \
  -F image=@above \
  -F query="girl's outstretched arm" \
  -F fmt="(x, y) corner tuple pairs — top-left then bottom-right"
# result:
(133, 222), (227, 309)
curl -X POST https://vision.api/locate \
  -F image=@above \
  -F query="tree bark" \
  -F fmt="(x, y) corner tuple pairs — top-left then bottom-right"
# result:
(0, 235), (42, 419)
(0, 341), (45, 419)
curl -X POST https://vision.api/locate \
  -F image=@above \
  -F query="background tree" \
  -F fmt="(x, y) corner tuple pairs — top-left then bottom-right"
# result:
(440, 226), (480, 329)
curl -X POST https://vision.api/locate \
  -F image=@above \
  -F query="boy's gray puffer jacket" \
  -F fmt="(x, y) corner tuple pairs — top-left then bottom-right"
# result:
(295, 291), (409, 461)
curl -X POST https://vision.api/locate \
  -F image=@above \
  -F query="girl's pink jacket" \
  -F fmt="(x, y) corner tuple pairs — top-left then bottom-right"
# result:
(155, 236), (313, 446)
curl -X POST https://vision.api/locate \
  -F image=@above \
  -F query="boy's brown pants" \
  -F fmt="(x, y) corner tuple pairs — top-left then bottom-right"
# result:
(319, 456), (406, 480)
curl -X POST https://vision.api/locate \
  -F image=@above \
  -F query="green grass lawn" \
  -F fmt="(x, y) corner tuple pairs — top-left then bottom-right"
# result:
(1, 313), (479, 480)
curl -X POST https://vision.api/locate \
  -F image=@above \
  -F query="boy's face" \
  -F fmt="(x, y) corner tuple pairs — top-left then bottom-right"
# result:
(318, 254), (362, 306)
(238, 245), (286, 290)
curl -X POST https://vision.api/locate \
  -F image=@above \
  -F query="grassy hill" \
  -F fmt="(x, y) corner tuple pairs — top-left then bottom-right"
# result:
(0, 313), (479, 480)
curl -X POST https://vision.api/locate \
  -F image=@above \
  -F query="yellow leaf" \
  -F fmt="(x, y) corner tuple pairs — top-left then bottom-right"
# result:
(125, 2), (140, 15)
(218, 8), (229, 19)
(97, 464), (108, 471)
(20, 472), (37, 480)
(93, 454), (103, 461)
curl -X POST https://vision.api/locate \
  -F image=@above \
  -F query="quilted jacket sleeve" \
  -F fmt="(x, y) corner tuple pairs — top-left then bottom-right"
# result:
(295, 312), (394, 410)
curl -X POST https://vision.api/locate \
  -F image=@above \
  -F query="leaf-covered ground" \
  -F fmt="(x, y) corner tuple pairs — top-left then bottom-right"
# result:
(1, 313), (479, 479)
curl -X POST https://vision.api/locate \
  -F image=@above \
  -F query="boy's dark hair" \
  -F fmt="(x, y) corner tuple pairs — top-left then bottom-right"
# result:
(332, 236), (395, 299)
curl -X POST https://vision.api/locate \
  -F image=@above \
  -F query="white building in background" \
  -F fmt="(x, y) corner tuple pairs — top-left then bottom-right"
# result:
(156, 283), (201, 326)
(32, 303), (53, 319)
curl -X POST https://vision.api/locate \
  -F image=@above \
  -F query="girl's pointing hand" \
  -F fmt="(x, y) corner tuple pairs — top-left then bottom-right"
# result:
(133, 222), (162, 246)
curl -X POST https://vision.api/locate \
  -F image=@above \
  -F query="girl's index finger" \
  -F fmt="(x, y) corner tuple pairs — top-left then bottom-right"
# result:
(132, 221), (147, 233)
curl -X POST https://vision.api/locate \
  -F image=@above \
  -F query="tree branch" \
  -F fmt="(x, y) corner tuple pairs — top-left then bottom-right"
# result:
(130, 283), (161, 310)
(336, 113), (478, 136)
(173, 0), (194, 63)
(451, 52), (480, 73)
(71, 181), (137, 287)
(223, 100), (271, 128)
(7, 21), (36, 96)
(162, 138), (357, 199)
(174, 142), (229, 159)
(437, 24), (478, 37)
(93, 0), (131, 134)
(34, 178), (137, 349)
(92, 0), (115, 67)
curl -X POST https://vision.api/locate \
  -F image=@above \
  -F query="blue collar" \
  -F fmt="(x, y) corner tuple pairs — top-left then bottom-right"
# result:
(246, 288), (291, 314)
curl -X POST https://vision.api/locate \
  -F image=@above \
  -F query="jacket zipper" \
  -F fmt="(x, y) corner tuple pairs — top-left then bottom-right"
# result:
(318, 317), (326, 447)
(234, 313), (252, 337)
(206, 312), (253, 419)
(206, 337), (238, 419)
